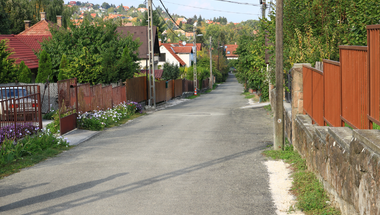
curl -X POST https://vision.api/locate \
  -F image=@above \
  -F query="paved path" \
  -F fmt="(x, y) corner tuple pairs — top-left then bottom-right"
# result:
(0, 74), (276, 214)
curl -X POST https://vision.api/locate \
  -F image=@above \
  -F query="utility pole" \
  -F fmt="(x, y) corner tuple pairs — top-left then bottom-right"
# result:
(274, 0), (284, 150)
(193, 26), (198, 95)
(209, 36), (213, 89)
(148, 0), (156, 107)
(261, 0), (266, 19)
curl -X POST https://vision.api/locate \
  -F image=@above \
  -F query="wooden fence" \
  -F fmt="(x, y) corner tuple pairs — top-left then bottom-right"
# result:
(303, 24), (380, 129)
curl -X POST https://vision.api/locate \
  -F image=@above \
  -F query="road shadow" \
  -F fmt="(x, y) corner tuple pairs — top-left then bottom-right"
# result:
(1, 146), (263, 214)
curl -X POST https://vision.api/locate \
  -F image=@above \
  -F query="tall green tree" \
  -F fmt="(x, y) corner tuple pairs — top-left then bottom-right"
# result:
(0, 0), (10, 34)
(139, 10), (166, 41)
(58, 54), (68, 80)
(36, 50), (52, 83)
(39, 17), (140, 84)
(0, 39), (18, 83)
(161, 63), (180, 80)
(17, 61), (32, 83)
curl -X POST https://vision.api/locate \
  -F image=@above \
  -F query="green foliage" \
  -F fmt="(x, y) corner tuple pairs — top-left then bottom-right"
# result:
(0, 131), (68, 165)
(43, 109), (56, 120)
(0, 0), (10, 34)
(39, 18), (140, 84)
(139, 10), (166, 41)
(45, 110), (60, 133)
(17, 61), (32, 83)
(36, 50), (52, 83)
(161, 63), (180, 80)
(0, 39), (18, 83)
(58, 54), (68, 81)
(234, 19), (272, 101)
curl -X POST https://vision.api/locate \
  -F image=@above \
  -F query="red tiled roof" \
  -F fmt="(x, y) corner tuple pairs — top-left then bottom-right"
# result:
(172, 46), (192, 54)
(140, 69), (164, 79)
(0, 35), (39, 69)
(15, 35), (51, 52)
(18, 20), (52, 36)
(161, 43), (186, 66)
(184, 43), (202, 51)
(225, 44), (238, 58)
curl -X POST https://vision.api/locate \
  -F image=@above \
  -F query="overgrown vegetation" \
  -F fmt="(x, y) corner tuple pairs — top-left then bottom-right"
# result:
(263, 142), (341, 215)
(0, 129), (70, 179)
(39, 18), (140, 84)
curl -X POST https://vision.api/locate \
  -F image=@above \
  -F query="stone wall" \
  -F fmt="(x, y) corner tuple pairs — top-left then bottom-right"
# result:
(294, 114), (380, 215)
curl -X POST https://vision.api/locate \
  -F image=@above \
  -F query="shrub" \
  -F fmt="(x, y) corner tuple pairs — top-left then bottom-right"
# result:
(36, 50), (52, 83)
(17, 61), (32, 83)
(0, 129), (69, 165)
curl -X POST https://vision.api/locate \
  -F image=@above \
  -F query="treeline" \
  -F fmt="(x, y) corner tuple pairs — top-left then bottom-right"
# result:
(234, 0), (380, 102)
(0, 0), (75, 34)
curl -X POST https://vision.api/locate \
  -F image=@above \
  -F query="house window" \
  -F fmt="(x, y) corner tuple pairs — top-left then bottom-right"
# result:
(227, 51), (230, 54)
(159, 53), (166, 62)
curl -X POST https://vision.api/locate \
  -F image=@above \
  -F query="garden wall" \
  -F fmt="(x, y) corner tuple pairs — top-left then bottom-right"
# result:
(272, 63), (380, 215)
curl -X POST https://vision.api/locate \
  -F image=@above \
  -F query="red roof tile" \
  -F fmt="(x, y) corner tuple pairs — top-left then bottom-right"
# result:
(0, 35), (39, 69)
(225, 44), (238, 58)
(18, 20), (52, 36)
(140, 69), (163, 79)
(15, 35), (51, 52)
(161, 43), (186, 66)
(172, 46), (192, 54)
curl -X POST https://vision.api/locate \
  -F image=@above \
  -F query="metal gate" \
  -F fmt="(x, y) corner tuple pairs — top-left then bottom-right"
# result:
(57, 78), (77, 135)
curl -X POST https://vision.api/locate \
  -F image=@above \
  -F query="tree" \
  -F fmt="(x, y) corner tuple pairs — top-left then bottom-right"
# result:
(139, 10), (166, 42)
(0, 0), (10, 34)
(161, 63), (180, 80)
(138, 4), (145, 8)
(39, 17), (140, 84)
(36, 50), (52, 83)
(58, 54), (68, 80)
(17, 61), (32, 83)
(0, 39), (18, 83)
(101, 2), (110, 9)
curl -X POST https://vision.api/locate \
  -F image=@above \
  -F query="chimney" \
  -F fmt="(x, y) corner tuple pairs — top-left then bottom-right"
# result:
(24, 20), (30, 29)
(56, 15), (62, 27)
(40, 12), (46, 20)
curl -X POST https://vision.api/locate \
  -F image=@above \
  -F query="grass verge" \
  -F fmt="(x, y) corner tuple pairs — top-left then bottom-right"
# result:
(0, 145), (73, 179)
(263, 142), (341, 215)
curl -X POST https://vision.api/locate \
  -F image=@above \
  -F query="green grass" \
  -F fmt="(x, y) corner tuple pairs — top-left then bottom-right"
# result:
(0, 145), (73, 179)
(241, 91), (257, 99)
(263, 104), (272, 112)
(263, 141), (341, 215)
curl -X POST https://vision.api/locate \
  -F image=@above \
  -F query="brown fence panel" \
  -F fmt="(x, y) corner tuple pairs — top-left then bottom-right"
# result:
(102, 86), (112, 110)
(166, 80), (173, 101)
(367, 25), (380, 127)
(312, 68), (324, 126)
(155, 80), (166, 103)
(323, 60), (342, 127)
(91, 84), (102, 111)
(120, 86), (126, 104)
(112, 86), (122, 107)
(303, 66), (313, 118)
(182, 80), (194, 92)
(78, 83), (91, 114)
(340, 46), (369, 129)
(126, 76), (147, 103)
(174, 79), (183, 97)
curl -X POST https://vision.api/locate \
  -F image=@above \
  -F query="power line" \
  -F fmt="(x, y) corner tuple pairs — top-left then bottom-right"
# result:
(158, 0), (187, 32)
(161, 0), (260, 15)
(214, 0), (259, 6)
(152, 2), (186, 40)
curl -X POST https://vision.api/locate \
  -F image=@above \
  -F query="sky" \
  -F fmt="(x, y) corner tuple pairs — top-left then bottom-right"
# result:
(87, 0), (272, 23)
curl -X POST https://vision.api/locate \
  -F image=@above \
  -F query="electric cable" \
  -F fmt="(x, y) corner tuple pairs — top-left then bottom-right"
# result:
(152, 2), (185, 41)
(214, 0), (259, 6)
(161, 0), (260, 16)
(158, 0), (187, 32)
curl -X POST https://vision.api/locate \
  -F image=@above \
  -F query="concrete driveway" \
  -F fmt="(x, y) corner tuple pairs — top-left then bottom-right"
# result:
(0, 74), (276, 214)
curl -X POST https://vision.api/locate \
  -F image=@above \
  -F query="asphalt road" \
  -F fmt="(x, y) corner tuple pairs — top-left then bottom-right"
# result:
(0, 74), (276, 215)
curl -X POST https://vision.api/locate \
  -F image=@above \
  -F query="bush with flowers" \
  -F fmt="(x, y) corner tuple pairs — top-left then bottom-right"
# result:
(0, 128), (69, 165)
(77, 101), (143, 131)
(0, 124), (39, 144)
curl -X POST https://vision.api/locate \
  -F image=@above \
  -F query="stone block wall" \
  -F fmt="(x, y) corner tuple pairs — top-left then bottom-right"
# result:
(294, 114), (380, 215)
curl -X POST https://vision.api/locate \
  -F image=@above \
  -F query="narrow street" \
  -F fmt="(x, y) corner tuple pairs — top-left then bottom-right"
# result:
(0, 74), (276, 214)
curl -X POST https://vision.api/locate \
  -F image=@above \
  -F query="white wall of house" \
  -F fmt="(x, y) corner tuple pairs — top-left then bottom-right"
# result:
(177, 53), (192, 67)
(158, 46), (181, 68)
(137, 59), (159, 70)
